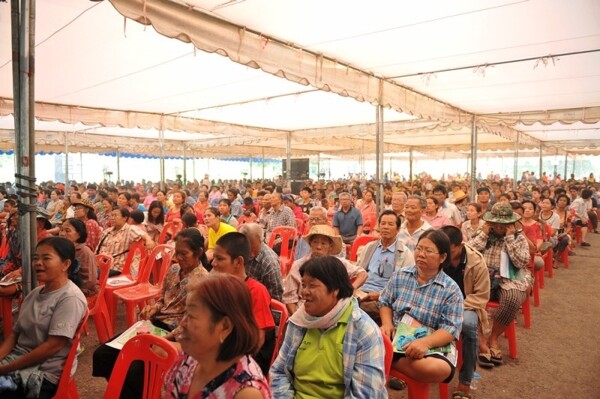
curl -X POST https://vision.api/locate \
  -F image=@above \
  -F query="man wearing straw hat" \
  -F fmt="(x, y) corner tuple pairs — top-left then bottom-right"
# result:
(468, 203), (532, 369)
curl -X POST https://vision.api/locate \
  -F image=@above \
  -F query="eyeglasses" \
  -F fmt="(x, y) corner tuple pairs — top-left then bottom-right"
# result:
(414, 246), (439, 256)
(309, 217), (326, 222)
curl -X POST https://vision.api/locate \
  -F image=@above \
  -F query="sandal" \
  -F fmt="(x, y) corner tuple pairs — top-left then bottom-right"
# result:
(388, 377), (407, 390)
(490, 347), (503, 365)
(478, 352), (494, 368)
(452, 392), (473, 399)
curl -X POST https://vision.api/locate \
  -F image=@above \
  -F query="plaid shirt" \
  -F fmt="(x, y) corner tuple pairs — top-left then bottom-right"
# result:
(270, 298), (387, 399)
(265, 206), (296, 242)
(246, 243), (284, 301)
(468, 230), (532, 291)
(96, 224), (145, 272)
(85, 219), (103, 252)
(378, 265), (463, 340)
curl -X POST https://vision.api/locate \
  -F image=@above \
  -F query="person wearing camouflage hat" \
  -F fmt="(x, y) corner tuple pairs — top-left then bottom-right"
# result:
(467, 202), (532, 369)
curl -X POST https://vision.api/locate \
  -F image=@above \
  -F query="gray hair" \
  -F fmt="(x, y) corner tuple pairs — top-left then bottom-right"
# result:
(392, 191), (407, 202)
(339, 192), (352, 200)
(407, 195), (427, 209)
(238, 223), (264, 240)
(310, 206), (327, 218)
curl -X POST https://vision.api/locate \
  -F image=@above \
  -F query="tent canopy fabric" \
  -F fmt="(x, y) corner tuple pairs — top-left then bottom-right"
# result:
(0, 0), (599, 159)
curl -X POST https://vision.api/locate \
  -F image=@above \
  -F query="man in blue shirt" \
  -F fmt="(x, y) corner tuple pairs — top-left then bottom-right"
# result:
(355, 210), (414, 324)
(333, 192), (363, 245)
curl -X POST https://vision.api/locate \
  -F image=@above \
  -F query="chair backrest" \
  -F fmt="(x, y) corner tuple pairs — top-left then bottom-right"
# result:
(267, 226), (297, 248)
(121, 239), (148, 278)
(53, 309), (90, 399)
(103, 334), (178, 399)
(92, 255), (113, 313)
(158, 221), (183, 245)
(137, 244), (175, 286)
(269, 226), (297, 261)
(269, 299), (289, 367)
(349, 235), (378, 262)
(295, 218), (305, 236)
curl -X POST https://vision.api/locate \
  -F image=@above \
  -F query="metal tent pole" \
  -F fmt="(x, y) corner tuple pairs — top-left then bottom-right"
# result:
(409, 147), (414, 185)
(286, 132), (292, 181)
(564, 152), (568, 179)
(538, 143), (543, 181)
(182, 145), (187, 184)
(317, 153), (320, 180)
(12, 0), (37, 294)
(249, 155), (253, 180)
(375, 104), (384, 214)
(116, 148), (121, 183)
(470, 116), (478, 201)
(572, 154), (576, 177)
(262, 147), (265, 180)
(513, 132), (520, 190)
(64, 133), (69, 183)
(192, 157), (196, 181)
(159, 128), (165, 191)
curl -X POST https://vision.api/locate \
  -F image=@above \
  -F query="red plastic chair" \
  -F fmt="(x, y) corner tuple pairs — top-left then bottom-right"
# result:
(269, 299), (289, 368)
(0, 232), (8, 258)
(104, 240), (148, 330)
(543, 247), (554, 279)
(382, 334), (449, 399)
(486, 301), (518, 359)
(561, 244), (570, 268)
(158, 221), (183, 245)
(528, 257), (542, 307)
(52, 309), (89, 399)
(295, 218), (305, 236)
(349, 235), (378, 262)
(84, 254), (114, 344)
(102, 334), (178, 399)
(113, 244), (174, 327)
(268, 226), (297, 277)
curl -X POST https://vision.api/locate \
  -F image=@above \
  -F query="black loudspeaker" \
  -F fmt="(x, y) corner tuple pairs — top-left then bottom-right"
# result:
(282, 158), (309, 180)
(290, 181), (304, 195)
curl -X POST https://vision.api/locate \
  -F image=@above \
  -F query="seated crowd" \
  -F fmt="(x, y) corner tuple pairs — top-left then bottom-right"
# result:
(0, 171), (597, 398)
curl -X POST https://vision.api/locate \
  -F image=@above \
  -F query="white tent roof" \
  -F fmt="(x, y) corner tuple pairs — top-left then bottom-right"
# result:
(0, 0), (599, 158)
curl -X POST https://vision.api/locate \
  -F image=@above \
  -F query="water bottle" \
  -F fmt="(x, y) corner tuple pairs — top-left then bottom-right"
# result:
(470, 372), (481, 391)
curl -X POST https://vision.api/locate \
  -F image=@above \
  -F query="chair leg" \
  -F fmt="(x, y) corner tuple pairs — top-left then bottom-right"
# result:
(562, 247), (570, 269)
(505, 320), (518, 359)
(438, 383), (449, 399)
(537, 267), (545, 289)
(545, 249), (553, 279)
(125, 302), (137, 328)
(522, 295), (531, 329)
(532, 274), (541, 307)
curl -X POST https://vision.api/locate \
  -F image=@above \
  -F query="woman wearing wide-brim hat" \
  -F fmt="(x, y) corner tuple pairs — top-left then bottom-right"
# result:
(468, 202), (533, 369)
(73, 198), (103, 252)
(282, 225), (367, 315)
